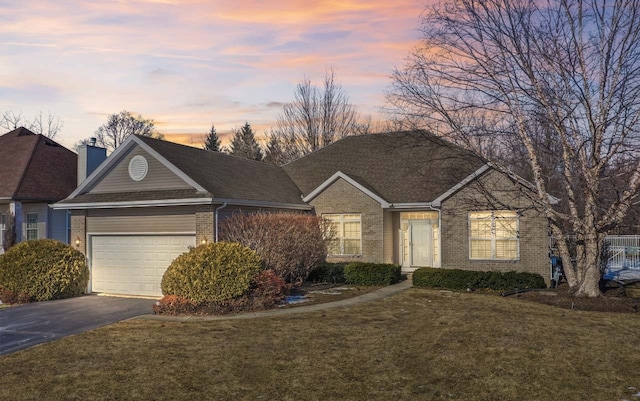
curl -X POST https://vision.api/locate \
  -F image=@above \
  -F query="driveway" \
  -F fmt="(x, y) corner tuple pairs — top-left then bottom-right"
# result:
(0, 295), (154, 356)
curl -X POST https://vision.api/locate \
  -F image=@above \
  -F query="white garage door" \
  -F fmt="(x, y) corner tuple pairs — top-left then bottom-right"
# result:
(91, 235), (196, 297)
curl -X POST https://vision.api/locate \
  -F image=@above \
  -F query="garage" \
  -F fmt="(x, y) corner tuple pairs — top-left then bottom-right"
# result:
(90, 235), (195, 297)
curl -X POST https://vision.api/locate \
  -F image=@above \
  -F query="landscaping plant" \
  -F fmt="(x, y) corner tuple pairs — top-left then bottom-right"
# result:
(412, 267), (546, 291)
(219, 213), (328, 283)
(161, 242), (262, 304)
(344, 262), (402, 286)
(0, 239), (89, 303)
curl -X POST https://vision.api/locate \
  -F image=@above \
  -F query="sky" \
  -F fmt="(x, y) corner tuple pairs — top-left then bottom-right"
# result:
(0, 0), (425, 150)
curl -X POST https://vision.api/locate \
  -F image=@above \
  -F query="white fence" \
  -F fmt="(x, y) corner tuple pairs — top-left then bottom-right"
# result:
(605, 235), (640, 270)
(550, 235), (640, 270)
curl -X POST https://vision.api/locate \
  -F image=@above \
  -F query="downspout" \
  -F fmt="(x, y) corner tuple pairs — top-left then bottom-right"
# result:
(66, 210), (71, 244)
(214, 202), (228, 243)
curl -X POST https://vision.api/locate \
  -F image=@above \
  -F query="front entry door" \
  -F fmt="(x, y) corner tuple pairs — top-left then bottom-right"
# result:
(410, 221), (432, 267)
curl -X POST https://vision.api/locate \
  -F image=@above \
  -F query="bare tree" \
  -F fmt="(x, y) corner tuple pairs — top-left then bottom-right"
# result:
(1, 111), (63, 139)
(265, 70), (371, 165)
(389, 0), (640, 297)
(94, 110), (161, 152)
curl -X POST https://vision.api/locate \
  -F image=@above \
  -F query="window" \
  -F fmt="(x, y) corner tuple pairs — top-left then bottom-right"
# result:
(26, 213), (38, 241)
(469, 211), (519, 260)
(324, 214), (362, 255)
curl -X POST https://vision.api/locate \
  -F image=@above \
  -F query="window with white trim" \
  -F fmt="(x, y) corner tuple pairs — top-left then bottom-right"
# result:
(26, 213), (38, 241)
(324, 213), (362, 255)
(469, 211), (519, 260)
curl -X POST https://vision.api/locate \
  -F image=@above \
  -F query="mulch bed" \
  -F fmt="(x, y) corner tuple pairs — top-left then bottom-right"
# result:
(511, 283), (640, 313)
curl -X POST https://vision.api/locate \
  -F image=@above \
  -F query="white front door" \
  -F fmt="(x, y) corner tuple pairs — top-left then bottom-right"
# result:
(411, 221), (432, 267)
(402, 221), (433, 267)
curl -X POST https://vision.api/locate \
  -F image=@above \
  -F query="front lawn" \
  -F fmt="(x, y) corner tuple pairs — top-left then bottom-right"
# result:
(1, 289), (639, 401)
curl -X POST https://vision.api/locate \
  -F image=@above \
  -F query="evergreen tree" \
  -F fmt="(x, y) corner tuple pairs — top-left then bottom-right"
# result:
(203, 123), (221, 151)
(228, 122), (263, 161)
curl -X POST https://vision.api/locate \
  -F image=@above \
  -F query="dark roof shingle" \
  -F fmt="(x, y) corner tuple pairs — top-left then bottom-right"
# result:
(136, 136), (307, 205)
(0, 127), (77, 201)
(282, 131), (486, 204)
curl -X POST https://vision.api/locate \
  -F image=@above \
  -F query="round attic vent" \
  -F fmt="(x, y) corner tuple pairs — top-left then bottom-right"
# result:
(128, 155), (148, 181)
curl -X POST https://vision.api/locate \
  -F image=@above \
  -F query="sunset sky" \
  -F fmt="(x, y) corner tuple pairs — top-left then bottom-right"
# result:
(0, 0), (424, 149)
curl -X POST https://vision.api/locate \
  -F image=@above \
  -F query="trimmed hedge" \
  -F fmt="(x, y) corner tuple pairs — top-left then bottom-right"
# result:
(412, 267), (546, 291)
(0, 239), (89, 303)
(344, 262), (402, 286)
(161, 242), (262, 304)
(307, 262), (347, 283)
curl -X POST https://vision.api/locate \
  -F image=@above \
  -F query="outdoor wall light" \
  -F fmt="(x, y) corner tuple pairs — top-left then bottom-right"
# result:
(75, 237), (81, 247)
(201, 237), (208, 245)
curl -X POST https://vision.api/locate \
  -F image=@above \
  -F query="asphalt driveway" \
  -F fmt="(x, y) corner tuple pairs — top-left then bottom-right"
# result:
(0, 295), (155, 356)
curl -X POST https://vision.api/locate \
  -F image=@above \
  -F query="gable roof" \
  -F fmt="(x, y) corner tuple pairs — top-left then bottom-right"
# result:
(59, 135), (308, 208)
(283, 131), (487, 204)
(0, 127), (77, 202)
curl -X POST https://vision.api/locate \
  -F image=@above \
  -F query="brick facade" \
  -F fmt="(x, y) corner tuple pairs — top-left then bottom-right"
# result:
(310, 178), (385, 263)
(70, 209), (87, 255)
(440, 170), (550, 284)
(195, 204), (215, 245)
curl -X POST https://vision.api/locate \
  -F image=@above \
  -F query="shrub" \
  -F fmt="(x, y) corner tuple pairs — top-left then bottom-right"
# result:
(161, 242), (262, 304)
(307, 262), (347, 283)
(412, 267), (546, 291)
(154, 269), (289, 315)
(344, 262), (402, 286)
(219, 213), (328, 283)
(0, 239), (89, 302)
(248, 269), (290, 309)
(0, 288), (32, 304)
(152, 295), (200, 315)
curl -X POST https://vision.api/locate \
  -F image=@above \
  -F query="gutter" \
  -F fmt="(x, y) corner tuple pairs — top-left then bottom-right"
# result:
(214, 202), (228, 242)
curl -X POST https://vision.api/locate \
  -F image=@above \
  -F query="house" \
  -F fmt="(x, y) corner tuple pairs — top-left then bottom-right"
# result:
(0, 127), (78, 253)
(283, 132), (550, 279)
(54, 131), (551, 297)
(53, 135), (310, 296)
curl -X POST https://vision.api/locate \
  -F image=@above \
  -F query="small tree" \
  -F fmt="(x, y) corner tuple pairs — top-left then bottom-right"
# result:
(94, 110), (162, 152)
(203, 123), (222, 151)
(228, 122), (264, 161)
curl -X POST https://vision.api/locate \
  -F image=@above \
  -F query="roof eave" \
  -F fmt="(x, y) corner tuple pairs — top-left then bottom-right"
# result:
(51, 198), (214, 210)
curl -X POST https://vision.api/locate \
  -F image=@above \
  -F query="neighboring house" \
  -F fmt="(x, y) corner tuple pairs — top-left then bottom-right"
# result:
(54, 131), (552, 297)
(0, 127), (78, 253)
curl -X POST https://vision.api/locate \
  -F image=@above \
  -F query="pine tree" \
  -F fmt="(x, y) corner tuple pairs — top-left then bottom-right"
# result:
(228, 122), (263, 161)
(203, 123), (221, 151)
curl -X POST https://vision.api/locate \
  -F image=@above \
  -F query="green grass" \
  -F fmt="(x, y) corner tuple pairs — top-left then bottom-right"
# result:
(1, 289), (639, 401)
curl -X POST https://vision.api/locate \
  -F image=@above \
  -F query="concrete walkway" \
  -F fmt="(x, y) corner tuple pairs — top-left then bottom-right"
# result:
(139, 277), (413, 322)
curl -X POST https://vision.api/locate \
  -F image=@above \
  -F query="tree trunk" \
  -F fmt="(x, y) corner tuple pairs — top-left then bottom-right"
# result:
(570, 233), (603, 297)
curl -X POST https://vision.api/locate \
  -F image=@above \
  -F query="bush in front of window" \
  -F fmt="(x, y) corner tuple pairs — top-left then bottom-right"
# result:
(219, 213), (328, 284)
(412, 267), (546, 291)
(0, 239), (89, 303)
(307, 262), (348, 283)
(344, 262), (402, 286)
